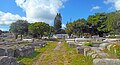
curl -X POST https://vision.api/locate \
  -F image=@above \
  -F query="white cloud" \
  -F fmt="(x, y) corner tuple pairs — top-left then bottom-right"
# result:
(0, 11), (26, 25)
(104, 0), (120, 10)
(0, 0), (66, 25)
(62, 24), (66, 29)
(15, 0), (66, 24)
(90, 6), (100, 12)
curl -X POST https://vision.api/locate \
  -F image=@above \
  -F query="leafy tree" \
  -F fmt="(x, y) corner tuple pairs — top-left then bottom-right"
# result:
(10, 20), (29, 40)
(28, 22), (50, 38)
(65, 18), (88, 37)
(54, 13), (62, 34)
(87, 13), (108, 36)
(65, 22), (74, 37)
(106, 11), (120, 34)
(0, 30), (2, 35)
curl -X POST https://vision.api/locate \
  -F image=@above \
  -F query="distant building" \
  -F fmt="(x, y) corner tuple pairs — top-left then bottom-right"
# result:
(53, 34), (69, 39)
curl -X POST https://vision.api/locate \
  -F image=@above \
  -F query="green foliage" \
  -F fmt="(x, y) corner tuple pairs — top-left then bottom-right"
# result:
(10, 20), (29, 39)
(54, 13), (62, 34)
(17, 41), (57, 65)
(28, 22), (50, 38)
(0, 30), (2, 35)
(83, 41), (92, 46)
(109, 43), (120, 58)
(65, 18), (88, 37)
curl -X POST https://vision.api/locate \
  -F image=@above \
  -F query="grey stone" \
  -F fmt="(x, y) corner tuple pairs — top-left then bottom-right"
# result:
(14, 46), (35, 57)
(68, 43), (75, 48)
(0, 48), (5, 56)
(77, 46), (90, 54)
(99, 43), (110, 49)
(93, 59), (120, 65)
(5, 48), (14, 57)
(0, 56), (22, 65)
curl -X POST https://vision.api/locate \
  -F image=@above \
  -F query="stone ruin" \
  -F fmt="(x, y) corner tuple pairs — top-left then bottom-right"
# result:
(0, 56), (22, 65)
(65, 38), (120, 65)
(28, 41), (47, 48)
(14, 46), (35, 57)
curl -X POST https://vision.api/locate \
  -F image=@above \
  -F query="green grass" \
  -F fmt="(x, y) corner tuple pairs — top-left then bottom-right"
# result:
(17, 41), (57, 65)
(63, 40), (93, 65)
(17, 40), (93, 65)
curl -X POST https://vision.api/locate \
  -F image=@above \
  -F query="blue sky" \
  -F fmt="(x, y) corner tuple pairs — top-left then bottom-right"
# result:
(0, 0), (119, 31)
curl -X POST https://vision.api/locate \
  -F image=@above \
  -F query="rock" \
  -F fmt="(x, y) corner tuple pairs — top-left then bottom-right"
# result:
(99, 43), (110, 49)
(0, 56), (22, 65)
(68, 43), (75, 48)
(84, 47), (91, 56)
(93, 59), (120, 65)
(77, 46), (90, 54)
(5, 48), (14, 57)
(92, 42), (101, 47)
(0, 48), (5, 56)
(14, 46), (35, 57)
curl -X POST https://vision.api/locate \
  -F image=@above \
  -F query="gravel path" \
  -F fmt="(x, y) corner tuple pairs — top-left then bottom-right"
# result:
(32, 41), (70, 65)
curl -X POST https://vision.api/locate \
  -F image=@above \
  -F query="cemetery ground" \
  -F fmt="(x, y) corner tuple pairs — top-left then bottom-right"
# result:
(18, 40), (93, 65)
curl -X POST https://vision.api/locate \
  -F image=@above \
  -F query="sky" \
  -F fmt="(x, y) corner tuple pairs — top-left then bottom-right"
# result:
(0, 0), (120, 31)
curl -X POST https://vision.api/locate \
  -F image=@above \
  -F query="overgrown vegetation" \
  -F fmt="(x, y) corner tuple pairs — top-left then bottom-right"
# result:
(17, 41), (57, 65)
(108, 43), (120, 58)
(83, 41), (92, 46)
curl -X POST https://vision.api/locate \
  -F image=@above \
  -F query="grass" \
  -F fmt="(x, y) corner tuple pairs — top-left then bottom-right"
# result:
(63, 40), (93, 65)
(17, 41), (57, 65)
(17, 40), (93, 65)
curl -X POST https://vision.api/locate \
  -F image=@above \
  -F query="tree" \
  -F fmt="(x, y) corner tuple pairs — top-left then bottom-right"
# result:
(65, 18), (88, 37)
(106, 11), (120, 34)
(10, 20), (29, 40)
(28, 22), (50, 38)
(87, 13), (108, 37)
(54, 13), (62, 34)
(65, 22), (74, 37)
(0, 30), (2, 35)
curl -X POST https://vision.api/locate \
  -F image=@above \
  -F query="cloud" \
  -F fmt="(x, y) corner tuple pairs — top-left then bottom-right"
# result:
(104, 0), (120, 10)
(0, 0), (66, 25)
(15, 0), (66, 24)
(90, 6), (100, 12)
(62, 24), (66, 29)
(0, 11), (26, 25)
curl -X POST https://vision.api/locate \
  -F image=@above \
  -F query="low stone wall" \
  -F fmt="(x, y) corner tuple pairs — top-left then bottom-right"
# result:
(14, 46), (35, 57)
(0, 56), (23, 65)
(28, 41), (47, 48)
(93, 59), (120, 65)
(0, 48), (14, 57)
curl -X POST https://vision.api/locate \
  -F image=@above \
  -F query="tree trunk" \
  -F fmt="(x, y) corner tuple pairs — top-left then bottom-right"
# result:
(20, 34), (22, 40)
(15, 33), (18, 39)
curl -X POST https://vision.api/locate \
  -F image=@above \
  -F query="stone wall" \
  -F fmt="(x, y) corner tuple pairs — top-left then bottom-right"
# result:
(0, 56), (23, 65)
(14, 46), (35, 57)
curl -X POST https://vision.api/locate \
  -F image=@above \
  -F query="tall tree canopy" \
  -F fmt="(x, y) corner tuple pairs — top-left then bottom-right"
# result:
(54, 13), (62, 34)
(10, 20), (29, 39)
(28, 22), (50, 38)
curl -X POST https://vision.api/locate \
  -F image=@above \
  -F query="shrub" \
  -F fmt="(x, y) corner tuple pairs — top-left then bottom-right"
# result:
(83, 41), (92, 46)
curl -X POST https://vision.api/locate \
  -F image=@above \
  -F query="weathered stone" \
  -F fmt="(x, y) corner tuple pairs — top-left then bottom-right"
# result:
(0, 48), (5, 56)
(5, 48), (14, 57)
(84, 47), (91, 56)
(14, 46), (35, 57)
(92, 42), (101, 47)
(0, 56), (22, 65)
(77, 46), (90, 54)
(93, 59), (120, 65)
(99, 43), (110, 49)
(68, 43), (75, 48)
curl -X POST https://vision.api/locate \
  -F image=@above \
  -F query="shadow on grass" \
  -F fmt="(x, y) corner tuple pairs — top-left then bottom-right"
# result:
(17, 51), (40, 61)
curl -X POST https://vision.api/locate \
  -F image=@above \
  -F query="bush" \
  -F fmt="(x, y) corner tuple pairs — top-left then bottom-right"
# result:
(83, 41), (92, 46)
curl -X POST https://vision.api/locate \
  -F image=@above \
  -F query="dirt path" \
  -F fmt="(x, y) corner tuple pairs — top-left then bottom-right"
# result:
(32, 41), (71, 65)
